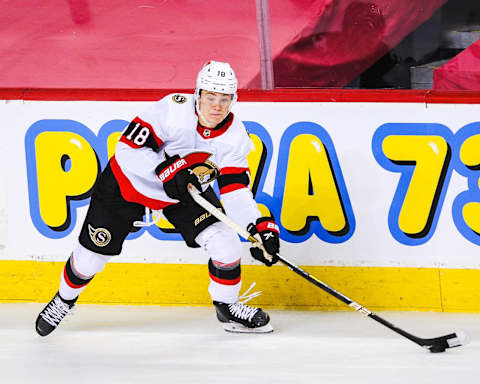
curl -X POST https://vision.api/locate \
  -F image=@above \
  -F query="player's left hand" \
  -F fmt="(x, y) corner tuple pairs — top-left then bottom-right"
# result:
(247, 216), (280, 267)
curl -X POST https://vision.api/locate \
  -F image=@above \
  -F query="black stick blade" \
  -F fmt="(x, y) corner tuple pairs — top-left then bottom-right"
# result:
(418, 331), (469, 353)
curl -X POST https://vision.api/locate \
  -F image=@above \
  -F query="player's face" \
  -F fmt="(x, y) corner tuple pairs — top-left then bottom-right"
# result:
(198, 91), (232, 127)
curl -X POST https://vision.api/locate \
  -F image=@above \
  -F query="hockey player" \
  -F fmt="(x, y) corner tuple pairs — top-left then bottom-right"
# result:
(35, 61), (280, 336)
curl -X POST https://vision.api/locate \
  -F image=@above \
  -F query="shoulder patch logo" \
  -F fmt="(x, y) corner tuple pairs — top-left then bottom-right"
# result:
(172, 94), (187, 104)
(88, 224), (112, 247)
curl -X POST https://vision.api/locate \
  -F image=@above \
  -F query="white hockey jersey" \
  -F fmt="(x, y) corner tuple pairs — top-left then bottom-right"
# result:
(111, 93), (261, 229)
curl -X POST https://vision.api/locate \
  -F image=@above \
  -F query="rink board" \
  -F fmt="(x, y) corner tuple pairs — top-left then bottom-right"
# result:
(1, 89), (480, 311)
(1, 260), (479, 312)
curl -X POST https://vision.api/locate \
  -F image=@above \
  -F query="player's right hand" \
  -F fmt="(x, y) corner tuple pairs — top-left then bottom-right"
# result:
(156, 155), (201, 203)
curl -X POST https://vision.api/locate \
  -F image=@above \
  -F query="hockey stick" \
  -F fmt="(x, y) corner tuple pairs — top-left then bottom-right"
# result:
(187, 183), (469, 353)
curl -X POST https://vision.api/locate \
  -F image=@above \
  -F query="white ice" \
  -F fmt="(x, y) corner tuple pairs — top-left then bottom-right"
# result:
(2, 304), (480, 383)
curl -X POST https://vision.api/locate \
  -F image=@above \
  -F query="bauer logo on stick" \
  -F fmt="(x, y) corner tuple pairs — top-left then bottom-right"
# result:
(88, 224), (112, 247)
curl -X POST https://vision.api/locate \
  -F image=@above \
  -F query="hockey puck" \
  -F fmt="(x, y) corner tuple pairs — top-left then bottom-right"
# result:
(429, 345), (446, 353)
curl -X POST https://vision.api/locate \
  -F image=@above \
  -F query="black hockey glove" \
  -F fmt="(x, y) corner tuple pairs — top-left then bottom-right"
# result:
(156, 155), (201, 203)
(247, 216), (280, 267)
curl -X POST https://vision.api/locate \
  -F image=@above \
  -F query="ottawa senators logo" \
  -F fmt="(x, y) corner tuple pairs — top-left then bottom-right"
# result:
(183, 152), (220, 185)
(190, 160), (219, 184)
(172, 94), (187, 104)
(88, 224), (112, 247)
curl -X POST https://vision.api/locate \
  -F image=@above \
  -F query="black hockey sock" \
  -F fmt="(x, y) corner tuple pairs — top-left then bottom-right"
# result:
(63, 255), (95, 289)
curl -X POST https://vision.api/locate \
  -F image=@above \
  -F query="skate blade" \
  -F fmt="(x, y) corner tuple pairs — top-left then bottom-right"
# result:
(222, 322), (274, 334)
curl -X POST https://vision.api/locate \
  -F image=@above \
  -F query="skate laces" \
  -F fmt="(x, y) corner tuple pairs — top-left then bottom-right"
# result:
(40, 296), (75, 327)
(228, 282), (262, 321)
(238, 282), (262, 304)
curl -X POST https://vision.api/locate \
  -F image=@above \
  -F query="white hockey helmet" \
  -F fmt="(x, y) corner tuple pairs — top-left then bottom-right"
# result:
(195, 61), (238, 125)
(195, 60), (238, 95)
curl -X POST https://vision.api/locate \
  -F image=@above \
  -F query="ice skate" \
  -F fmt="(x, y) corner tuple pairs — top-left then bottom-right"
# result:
(35, 292), (77, 336)
(213, 283), (273, 333)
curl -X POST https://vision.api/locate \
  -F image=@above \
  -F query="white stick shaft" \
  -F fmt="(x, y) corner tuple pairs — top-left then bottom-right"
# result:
(187, 184), (258, 244)
(187, 184), (467, 351)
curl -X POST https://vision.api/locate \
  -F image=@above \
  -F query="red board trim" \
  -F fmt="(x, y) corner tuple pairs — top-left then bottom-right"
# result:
(1, 88), (480, 104)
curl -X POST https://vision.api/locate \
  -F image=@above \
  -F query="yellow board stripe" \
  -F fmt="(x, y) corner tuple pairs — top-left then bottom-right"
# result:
(1, 260), (479, 312)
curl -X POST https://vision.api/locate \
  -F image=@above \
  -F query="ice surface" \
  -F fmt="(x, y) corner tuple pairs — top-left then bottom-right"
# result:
(2, 304), (480, 383)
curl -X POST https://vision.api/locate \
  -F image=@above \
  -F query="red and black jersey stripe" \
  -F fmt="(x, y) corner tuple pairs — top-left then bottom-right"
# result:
(119, 117), (164, 151)
(217, 167), (250, 194)
(110, 155), (174, 210)
(196, 113), (234, 139)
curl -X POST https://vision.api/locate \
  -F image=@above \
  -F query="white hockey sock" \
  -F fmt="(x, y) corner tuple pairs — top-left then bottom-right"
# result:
(59, 243), (113, 301)
(196, 222), (243, 303)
